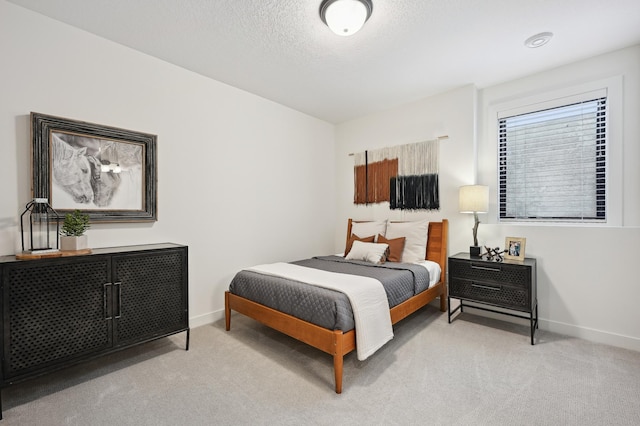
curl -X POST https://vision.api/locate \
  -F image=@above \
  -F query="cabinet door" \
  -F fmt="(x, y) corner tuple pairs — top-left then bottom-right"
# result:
(112, 248), (188, 347)
(2, 257), (113, 380)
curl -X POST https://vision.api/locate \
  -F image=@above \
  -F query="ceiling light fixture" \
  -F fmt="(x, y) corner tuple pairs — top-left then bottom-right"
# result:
(524, 32), (553, 48)
(320, 0), (373, 37)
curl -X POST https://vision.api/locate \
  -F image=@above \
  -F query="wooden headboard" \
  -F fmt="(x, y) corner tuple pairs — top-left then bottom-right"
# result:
(346, 219), (449, 282)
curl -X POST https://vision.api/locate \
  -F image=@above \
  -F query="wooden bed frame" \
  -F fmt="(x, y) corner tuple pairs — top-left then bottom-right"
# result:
(225, 219), (448, 393)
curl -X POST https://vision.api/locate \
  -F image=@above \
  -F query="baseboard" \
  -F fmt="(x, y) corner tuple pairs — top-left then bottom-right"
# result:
(446, 299), (640, 352)
(189, 310), (224, 328)
(541, 318), (640, 352)
(198, 300), (640, 353)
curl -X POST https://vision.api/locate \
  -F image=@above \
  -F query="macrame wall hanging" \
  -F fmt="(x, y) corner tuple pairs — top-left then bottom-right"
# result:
(353, 139), (440, 210)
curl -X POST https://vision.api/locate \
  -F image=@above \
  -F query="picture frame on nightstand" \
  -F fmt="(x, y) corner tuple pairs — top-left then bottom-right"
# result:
(504, 236), (526, 261)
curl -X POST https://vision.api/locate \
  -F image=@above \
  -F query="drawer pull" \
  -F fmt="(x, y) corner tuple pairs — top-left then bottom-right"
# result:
(471, 283), (501, 291)
(470, 264), (502, 272)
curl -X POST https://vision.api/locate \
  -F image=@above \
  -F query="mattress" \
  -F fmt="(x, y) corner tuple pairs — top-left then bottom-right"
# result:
(228, 255), (437, 332)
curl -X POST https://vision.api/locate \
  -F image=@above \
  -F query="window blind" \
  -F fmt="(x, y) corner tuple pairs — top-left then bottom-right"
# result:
(498, 97), (607, 222)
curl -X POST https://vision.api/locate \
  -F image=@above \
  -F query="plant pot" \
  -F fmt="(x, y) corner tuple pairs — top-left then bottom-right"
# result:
(60, 235), (88, 251)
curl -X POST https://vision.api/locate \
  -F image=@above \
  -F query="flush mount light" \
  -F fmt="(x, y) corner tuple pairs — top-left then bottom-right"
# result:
(320, 0), (373, 36)
(524, 32), (553, 48)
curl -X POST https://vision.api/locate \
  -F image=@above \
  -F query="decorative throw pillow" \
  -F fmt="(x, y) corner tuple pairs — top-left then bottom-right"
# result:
(385, 219), (429, 263)
(344, 234), (375, 257)
(345, 241), (389, 264)
(377, 234), (406, 262)
(350, 220), (387, 243)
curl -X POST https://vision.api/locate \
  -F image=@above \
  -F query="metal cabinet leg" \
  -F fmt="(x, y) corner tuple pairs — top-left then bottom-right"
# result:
(530, 302), (538, 345)
(531, 315), (534, 345)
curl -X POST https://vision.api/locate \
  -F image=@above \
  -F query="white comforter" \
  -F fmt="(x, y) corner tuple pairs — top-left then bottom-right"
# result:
(247, 262), (393, 361)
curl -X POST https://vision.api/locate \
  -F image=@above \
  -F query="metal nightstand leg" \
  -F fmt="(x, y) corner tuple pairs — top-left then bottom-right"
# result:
(448, 297), (463, 323)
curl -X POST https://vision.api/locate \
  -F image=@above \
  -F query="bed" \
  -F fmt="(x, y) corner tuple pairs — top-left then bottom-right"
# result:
(225, 218), (448, 393)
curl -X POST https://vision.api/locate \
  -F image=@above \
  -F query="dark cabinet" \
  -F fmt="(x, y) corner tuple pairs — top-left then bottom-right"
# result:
(448, 252), (537, 344)
(0, 243), (189, 418)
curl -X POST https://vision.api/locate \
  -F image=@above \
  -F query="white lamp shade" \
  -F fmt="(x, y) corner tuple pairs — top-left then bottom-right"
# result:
(323, 0), (370, 36)
(459, 185), (489, 213)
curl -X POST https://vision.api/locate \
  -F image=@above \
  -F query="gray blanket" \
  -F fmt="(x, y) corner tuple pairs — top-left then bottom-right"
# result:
(228, 256), (430, 331)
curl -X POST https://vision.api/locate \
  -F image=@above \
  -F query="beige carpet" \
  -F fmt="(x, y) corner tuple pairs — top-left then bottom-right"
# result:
(3, 305), (640, 425)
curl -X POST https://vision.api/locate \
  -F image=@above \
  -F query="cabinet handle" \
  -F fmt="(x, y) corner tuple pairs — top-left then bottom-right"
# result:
(104, 283), (112, 320)
(471, 282), (501, 291)
(115, 281), (122, 319)
(470, 264), (502, 272)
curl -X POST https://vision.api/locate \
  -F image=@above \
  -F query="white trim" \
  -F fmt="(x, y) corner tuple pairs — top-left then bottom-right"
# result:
(449, 304), (640, 352)
(208, 303), (640, 353)
(541, 318), (640, 352)
(496, 88), (608, 119)
(488, 75), (623, 226)
(190, 310), (222, 328)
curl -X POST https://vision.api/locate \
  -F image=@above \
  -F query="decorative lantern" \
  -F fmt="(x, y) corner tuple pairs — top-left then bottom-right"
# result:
(20, 198), (61, 254)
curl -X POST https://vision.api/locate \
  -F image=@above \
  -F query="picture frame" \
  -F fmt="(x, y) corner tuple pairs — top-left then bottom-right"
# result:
(504, 236), (526, 261)
(31, 112), (157, 222)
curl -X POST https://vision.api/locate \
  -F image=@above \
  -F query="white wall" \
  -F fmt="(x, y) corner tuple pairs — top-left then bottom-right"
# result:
(477, 45), (640, 350)
(0, 1), (336, 326)
(336, 46), (640, 351)
(3, 0), (639, 352)
(334, 84), (477, 253)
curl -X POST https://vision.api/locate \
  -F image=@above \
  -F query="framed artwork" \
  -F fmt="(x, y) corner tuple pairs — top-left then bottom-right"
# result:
(504, 236), (526, 261)
(31, 112), (157, 222)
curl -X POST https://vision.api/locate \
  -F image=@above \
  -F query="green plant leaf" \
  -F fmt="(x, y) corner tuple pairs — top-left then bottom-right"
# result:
(60, 210), (91, 237)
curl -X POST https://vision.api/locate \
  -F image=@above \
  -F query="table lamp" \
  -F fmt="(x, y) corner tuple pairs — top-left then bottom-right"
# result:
(459, 185), (489, 257)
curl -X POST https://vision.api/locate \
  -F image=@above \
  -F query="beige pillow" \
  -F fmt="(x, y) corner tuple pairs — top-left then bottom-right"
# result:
(345, 241), (389, 264)
(385, 219), (429, 263)
(344, 234), (375, 257)
(350, 220), (387, 242)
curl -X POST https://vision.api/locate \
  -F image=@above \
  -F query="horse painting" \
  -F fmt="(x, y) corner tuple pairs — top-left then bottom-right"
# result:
(86, 155), (122, 207)
(51, 132), (142, 209)
(51, 134), (94, 204)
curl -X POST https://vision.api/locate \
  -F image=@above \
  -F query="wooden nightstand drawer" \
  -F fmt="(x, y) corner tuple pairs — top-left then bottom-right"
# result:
(449, 278), (529, 311)
(449, 258), (530, 289)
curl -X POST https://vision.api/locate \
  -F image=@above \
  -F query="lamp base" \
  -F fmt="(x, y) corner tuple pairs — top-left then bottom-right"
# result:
(469, 246), (481, 257)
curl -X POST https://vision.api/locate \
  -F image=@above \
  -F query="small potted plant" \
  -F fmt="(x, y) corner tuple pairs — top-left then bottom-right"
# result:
(60, 210), (90, 251)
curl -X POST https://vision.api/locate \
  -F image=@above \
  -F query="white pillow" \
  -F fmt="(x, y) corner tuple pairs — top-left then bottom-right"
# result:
(345, 241), (389, 264)
(385, 219), (429, 263)
(350, 220), (387, 242)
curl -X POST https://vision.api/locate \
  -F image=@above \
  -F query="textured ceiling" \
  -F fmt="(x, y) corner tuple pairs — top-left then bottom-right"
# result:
(7, 0), (640, 123)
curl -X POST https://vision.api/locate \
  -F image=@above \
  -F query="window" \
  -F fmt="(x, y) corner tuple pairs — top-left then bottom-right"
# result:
(498, 96), (607, 223)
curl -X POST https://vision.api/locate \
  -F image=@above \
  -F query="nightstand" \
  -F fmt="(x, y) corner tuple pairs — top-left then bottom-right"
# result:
(448, 252), (538, 344)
